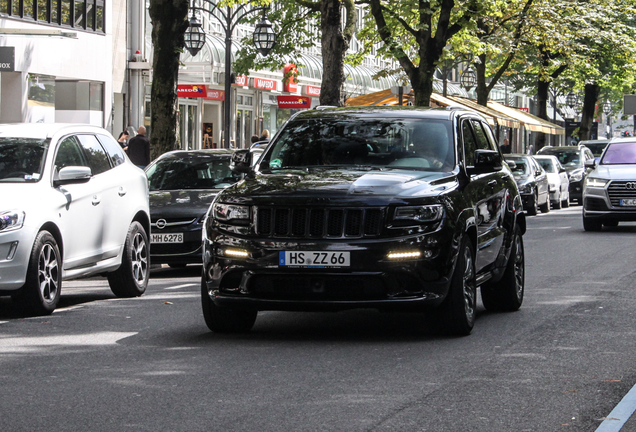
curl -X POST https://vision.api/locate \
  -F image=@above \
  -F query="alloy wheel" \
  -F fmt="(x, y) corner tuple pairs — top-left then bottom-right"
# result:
(131, 232), (148, 284)
(38, 243), (59, 304)
(462, 245), (476, 322)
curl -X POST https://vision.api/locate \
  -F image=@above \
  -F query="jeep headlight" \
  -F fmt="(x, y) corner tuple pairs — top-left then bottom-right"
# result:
(393, 204), (444, 223)
(0, 210), (25, 232)
(585, 177), (608, 188)
(213, 203), (250, 223)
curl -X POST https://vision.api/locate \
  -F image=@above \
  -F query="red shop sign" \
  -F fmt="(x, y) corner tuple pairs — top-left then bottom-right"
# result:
(283, 63), (298, 93)
(205, 88), (225, 101)
(277, 95), (311, 109)
(304, 85), (321, 97)
(518, 107), (529, 113)
(253, 77), (277, 91)
(177, 84), (207, 98)
(233, 75), (248, 87)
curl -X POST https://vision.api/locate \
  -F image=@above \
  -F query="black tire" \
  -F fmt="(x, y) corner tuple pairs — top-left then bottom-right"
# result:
(562, 195), (569, 208)
(526, 192), (538, 216)
(582, 216), (602, 232)
(553, 192), (562, 209)
(481, 225), (524, 312)
(13, 231), (61, 316)
(201, 276), (257, 333)
(539, 194), (550, 213)
(108, 222), (149, 297)
(437, 236), (476, 336)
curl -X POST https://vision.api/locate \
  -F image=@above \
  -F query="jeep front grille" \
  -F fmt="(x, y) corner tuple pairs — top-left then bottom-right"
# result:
(255, 207), (384, 238)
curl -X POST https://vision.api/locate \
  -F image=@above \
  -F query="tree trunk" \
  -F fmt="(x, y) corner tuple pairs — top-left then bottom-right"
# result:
(320, 0), (348, 106)
(148, 0), (189, 159)
(475, 55), (489, 106)
(579, 83), (599, 141)
(535, 78), (549, 150)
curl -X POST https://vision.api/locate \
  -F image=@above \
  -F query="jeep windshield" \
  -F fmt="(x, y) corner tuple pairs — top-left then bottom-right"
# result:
(261, 117), (455, 172)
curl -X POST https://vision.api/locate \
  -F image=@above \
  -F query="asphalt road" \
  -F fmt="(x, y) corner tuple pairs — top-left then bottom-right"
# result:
(2, 206), (636, 432)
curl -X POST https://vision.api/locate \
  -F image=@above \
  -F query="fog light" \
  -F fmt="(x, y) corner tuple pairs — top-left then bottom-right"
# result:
(224, 248), (249, 258)
(7, 241), (18, 260)
(387, 251), (421, 260)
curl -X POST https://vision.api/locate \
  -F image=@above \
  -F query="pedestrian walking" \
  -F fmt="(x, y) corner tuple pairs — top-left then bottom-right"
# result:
(117, 130), (129, 151)
(127, 126), (151, 169)
(500, 138), (511, 154)
(259, 129), (270, 142)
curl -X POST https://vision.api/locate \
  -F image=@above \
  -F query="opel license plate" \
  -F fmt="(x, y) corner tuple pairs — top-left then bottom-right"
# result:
(151, 233), (184, 243)
(279, 251), (350, 268)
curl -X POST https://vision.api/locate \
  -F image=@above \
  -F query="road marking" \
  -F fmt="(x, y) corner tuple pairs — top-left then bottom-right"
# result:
(165, 283), (197, 290)
(0, 331), (137, 353)
(595, 382), (636, 432)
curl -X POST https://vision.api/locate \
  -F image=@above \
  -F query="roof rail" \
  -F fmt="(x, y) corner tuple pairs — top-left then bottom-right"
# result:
(314, 105), (337, 110)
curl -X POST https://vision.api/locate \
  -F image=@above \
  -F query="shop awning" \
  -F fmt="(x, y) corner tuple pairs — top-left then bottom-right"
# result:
(487, 101), (565, 135)
(345, 89), (409, 106)
(446, 96), (520, 129)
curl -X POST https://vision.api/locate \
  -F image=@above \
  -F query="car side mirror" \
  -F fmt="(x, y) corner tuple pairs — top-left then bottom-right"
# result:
(584, 159), (596, 169)
(467, 149), (502, 174)
(505, 160), (517, 170)
(231, 149), (255, 178)
(53, 166), (92, 187)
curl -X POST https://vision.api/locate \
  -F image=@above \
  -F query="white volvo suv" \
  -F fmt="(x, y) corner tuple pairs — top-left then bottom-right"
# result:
(0, 124), (151, 315)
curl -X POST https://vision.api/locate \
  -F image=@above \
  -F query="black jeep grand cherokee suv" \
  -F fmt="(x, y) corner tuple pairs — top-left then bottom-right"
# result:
(202, 107), (526, 335)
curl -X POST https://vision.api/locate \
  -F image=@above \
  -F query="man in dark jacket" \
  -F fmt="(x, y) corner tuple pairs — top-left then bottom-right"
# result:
(127, 126), (151, 168)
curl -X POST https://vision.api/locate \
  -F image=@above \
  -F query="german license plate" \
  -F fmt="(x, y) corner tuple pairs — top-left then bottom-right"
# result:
(279, 251), (350, 268)
(151, 233), (184, 243)
(620, 199), (636, 206)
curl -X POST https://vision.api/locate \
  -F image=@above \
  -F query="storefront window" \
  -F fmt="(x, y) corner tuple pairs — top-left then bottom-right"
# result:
(4, 0), (103, 32)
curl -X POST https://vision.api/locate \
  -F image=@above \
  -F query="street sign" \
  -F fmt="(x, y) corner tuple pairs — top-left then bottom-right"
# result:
(0, 47), (15, 72)
(624, 95), (636, 115)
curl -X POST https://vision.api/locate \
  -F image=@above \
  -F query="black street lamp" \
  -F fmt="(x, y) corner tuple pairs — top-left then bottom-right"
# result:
(566, 92), (578, 108)
(460, 68), (476, 92)
(603, 101), (612, 115)
(183, 1), (276, 149)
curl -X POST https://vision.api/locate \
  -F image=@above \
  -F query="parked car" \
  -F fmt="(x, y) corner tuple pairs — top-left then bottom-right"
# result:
(533, 155), (570, 209)
(579, 139), (610, 162)
(504, 154), (550, 215)
(0, 123), (151, 315)
(582, 137), (636, 231)
(536, 145), (595, 204)
(145, 149), (241, 267)
(201, 106), (527, 336)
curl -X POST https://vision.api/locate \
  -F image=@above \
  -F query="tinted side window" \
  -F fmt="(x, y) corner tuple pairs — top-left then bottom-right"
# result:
(476, 120), (498, 151)
(54, 136), (88, 171)
(96, 133), (126, 167)
(77, 134), (111, 175)
(462, 120), (478, 166)
(470, 120), (492, 151)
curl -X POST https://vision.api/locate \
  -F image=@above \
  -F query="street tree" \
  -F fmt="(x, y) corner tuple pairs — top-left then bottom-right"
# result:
(234, 0), (356, 106)
(356, 0), (484, 106)
(148, 0), (190, 158)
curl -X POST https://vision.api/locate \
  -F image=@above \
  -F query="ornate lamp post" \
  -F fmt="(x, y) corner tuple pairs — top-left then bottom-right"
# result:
(603, 101), (613, 138)
(460, 68), (476, 94)
(184, 1), (276, 149)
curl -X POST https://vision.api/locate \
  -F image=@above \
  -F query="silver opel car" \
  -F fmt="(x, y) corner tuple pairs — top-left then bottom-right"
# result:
(0, 124), (151, 315)
(582, 137), (636, 231)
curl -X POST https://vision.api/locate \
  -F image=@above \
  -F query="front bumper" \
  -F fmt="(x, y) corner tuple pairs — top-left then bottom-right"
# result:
(149, 227), (204, 265)
(569, 179), (584, 202)
(202, 229), (457, 312)
(0, 226), (38, 290)
(584, 186), (636, 222)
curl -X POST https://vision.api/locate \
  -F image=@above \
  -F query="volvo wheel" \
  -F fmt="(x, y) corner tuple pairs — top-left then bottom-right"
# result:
(108, 222), (149, 297)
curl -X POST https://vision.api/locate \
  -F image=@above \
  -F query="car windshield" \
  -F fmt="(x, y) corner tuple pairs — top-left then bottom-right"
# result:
(536, 158), (555, 173)
(0, 138), (50, 183)
(507, 159), (529, 175)
(583, 142), (609, 157)
(146, 154), (240, 191)
(261, 117), (455, 172)
(540, 149), (581, 168)
(601, 142), (636, 165)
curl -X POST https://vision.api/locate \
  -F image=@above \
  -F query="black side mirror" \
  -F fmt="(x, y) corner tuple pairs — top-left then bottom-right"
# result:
(467, 149), (502, 174)
(231, 149), (254, 177)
